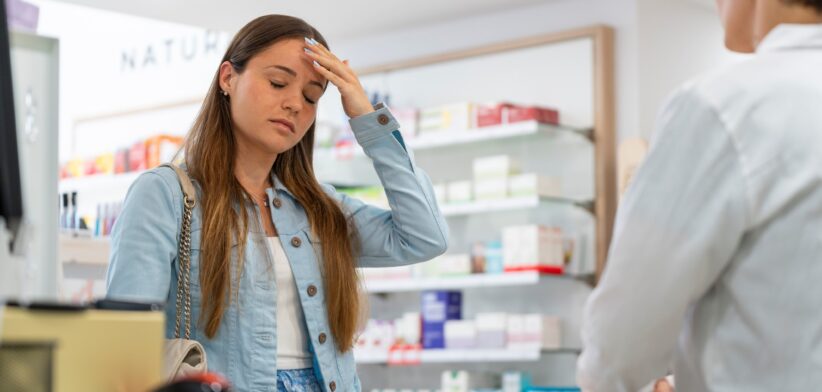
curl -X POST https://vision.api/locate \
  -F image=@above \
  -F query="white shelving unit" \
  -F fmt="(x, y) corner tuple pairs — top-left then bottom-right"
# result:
(364, 271), (542, 293)
(409, 121), (590, 150)
(440, 195), (593, 217)
(58, 171), (143, 193)
(314, 120), (591, 159)
(345, 26), (614, 389)
(56, 121), (591, 194)
(59, 234), (110, 265)
(354, 347), (581, 365)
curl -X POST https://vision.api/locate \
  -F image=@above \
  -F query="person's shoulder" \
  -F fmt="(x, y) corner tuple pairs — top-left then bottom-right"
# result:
(686, 53), (816, 119)
(128, 166), (182, 202)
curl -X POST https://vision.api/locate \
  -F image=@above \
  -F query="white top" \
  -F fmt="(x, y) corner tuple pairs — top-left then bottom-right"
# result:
(577, 24), (822, 391)
(266, 237), (312, 370)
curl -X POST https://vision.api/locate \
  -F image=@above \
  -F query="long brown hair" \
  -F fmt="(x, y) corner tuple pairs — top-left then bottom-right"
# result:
(183, 15), (361, 352)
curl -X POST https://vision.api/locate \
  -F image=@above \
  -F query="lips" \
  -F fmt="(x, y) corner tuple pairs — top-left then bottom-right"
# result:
(269, 119), (295, 133)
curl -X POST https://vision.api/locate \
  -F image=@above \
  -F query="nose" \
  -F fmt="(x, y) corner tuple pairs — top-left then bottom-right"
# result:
(281, 89), (303, 114)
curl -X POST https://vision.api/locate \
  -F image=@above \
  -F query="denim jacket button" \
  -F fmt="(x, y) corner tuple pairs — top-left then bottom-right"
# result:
(329, 381), (336, 391)
(377, 114), (389, 125)
(272, 198), (282, 209)
(307, 285), (318, 297)
(318, 333), (327, 344)
(291, 236), (302, 247)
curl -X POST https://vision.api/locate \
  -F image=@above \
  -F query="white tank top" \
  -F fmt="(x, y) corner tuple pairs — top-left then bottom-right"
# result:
(266, 237), (312, 369)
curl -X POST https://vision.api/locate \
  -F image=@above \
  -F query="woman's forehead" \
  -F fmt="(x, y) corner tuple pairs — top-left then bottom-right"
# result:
(251, 38), (325, 83)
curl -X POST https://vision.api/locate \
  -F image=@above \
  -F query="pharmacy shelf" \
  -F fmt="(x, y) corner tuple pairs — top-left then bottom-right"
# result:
(315, 121), (591, 159)
(410, 121), (591, 150)
(440, 196), (593, 217)
(364, 271), (543, 293)
(59, 234), (110, 266)
(59, 164), (377, 192)
(355, 347), (580, 365)
(59, 171), (143, 193)
(313, 148), (381, 187)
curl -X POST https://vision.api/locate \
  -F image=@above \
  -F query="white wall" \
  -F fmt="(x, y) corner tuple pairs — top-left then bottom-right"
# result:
(30, 0), (231, 161)
(635, 0), (748, 137)
(332, 0), (642, 141)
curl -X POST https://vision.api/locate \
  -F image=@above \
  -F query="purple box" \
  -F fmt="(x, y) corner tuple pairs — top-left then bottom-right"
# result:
(421, 290), (462, 349)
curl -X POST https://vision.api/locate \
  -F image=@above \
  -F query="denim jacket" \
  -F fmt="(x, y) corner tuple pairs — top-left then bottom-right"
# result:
(105, 107), (449, 392)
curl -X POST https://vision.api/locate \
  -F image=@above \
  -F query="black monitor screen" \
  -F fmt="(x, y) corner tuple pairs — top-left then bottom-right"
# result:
(0, 0), (23, 239)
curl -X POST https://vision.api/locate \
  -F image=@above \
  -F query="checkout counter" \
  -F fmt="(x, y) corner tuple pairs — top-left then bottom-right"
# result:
(0, 302), (165, 391)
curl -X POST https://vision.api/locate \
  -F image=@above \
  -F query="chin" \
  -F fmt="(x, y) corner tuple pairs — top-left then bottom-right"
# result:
(264, 138), (299, 156)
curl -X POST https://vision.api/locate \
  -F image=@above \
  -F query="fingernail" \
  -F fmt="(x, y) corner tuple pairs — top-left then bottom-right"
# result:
(313, 60), (320, 67)
(310, 38), (319, 45)
(304, 37), (315, 45)
(304, 48), (314, 55)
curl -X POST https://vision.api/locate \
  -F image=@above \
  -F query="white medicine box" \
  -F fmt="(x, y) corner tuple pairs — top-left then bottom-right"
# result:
(502, 225), (565, 273)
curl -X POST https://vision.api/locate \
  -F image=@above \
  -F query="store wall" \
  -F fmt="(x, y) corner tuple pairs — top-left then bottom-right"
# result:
(333, 0), (641, 141)
(332, 0), (743, 142)
(30, 0), (231, 161)
(636, 0), (748, 137)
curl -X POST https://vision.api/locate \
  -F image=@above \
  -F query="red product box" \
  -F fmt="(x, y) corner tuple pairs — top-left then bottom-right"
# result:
(114, 148), (129, 174)
(475, 102), (516, 128)
(129, 141), (147, 172)
(507, 106), (560, 125)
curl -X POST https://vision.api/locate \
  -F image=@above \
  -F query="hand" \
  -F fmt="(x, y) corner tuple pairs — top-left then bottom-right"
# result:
(303, 38), (374, 119)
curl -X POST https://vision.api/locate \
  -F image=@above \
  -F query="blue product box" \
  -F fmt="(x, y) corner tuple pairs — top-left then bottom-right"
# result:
(421, 290), (462, 349)
(485, 240), (504, 274)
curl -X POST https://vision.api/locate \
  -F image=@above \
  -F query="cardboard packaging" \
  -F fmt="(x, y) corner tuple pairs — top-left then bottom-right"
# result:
(507, 105), (560, 125)
(475, 312), (508, 349)
(444, 319), (477, 349)
(503, 225), (565, 275)
(421, 291), (462, 349)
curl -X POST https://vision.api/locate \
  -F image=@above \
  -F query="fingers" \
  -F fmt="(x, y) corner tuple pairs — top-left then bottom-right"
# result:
(311, 60), (346, 88)
(303, 38), (356, 83)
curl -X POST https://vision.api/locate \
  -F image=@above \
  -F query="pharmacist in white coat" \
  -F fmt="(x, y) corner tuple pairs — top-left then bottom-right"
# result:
(577, 0), (822, 391)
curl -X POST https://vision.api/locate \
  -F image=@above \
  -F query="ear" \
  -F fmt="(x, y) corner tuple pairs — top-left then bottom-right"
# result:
(218, 61), (235, 94)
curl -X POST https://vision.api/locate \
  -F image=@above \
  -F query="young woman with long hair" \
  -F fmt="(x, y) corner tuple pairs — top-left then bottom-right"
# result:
(106, 15), (448, 391)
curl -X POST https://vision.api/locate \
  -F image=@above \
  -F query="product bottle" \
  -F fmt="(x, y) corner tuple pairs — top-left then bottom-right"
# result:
(70, 192), (78, 230)
(94, 203), (101, 237)
(60, 193), (69, 229)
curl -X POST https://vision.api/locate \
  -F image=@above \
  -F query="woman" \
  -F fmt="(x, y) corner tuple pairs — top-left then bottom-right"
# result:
(106, 15), (448, 391)
(577, 0), (822, 391)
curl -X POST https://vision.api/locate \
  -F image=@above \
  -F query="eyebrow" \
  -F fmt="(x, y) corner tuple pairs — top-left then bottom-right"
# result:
(270, 65), (325, 90)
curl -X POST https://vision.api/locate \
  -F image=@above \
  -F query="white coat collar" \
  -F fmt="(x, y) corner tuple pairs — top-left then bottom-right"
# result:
(757, 23), (822, 53)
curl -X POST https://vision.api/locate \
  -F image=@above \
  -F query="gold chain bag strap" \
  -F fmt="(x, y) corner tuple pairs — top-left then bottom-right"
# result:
(162, 163), (208, 381)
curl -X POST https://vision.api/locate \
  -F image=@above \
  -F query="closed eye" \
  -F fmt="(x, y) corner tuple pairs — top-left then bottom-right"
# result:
(271, 81), (317, 104)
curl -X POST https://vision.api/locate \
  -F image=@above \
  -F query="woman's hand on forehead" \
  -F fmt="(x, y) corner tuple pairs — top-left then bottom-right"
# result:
(303, 37), (374, 119)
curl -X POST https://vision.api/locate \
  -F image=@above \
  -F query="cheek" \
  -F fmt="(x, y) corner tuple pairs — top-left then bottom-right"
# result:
(297, 111), (317, 135)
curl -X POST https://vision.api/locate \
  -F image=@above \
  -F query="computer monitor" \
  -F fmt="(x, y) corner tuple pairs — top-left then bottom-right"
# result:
(0, 0), (23, 250)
